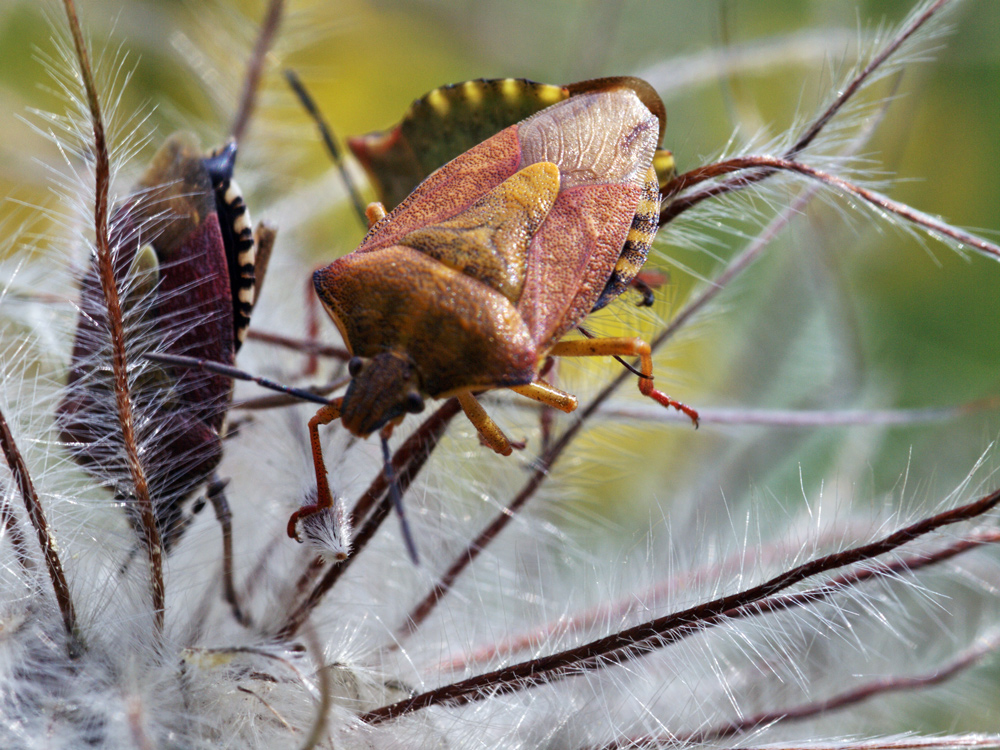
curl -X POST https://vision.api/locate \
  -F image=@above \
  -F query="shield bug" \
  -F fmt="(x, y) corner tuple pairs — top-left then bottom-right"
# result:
(288, 77), (697, 551)
(58, 133), (274, 612)
(347, 76), (675, 307)
(347, 77), (674, 212)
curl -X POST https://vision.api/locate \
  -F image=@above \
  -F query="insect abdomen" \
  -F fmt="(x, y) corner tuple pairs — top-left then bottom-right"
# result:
(591, 166), (661, 312)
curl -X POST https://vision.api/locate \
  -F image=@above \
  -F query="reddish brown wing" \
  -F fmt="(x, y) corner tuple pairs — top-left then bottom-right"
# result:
(513, 89), (660, 347)
(353, 127), (523, 255)
(347, 87), (660, 353)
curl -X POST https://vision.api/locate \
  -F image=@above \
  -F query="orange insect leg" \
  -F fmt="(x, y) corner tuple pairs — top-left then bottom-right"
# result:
(457, 391), (513, 456)
(287, 397), (344, 539)
(548, 336), (699, 427)
(509, 381), (577, 413)
(365, 202), (387, 227)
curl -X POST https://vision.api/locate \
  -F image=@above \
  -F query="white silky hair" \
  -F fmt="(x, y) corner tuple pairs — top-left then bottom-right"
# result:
(0, 1), (998, 748)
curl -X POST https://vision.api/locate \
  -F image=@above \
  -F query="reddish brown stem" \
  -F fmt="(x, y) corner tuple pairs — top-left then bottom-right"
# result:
(0, 479), (31, 572)
(660, 0), (953, 219)
(0, 406), (78, 650)
(364, 486), (1000, 724)
(435, 523), (873, 674)
(598, 532), (1000, 749)
(62, 0), (163, 632)
(668, 156), (1000, 260)
(682, 605), (1000, 745)
(245, 329), (351, 361)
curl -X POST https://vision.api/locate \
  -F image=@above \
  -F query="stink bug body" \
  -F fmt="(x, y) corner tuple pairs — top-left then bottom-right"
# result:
(58, 133), (274, 553)
(348, 76), (675, 308)
(289, 78), (696, 548)
(348, 76), (674, 210)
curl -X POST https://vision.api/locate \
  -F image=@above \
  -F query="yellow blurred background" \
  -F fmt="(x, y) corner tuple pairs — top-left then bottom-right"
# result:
(1, 0), (998, 734)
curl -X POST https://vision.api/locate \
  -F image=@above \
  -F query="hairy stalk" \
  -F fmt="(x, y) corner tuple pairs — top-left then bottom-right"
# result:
(61, 0), (163, 633)
(276, 398), (461, 640)
(660, 0), (953, 220)
(0, 406), (77, 649)
(435, 522), (875, 673)
(0, 478), (31, 574)
(231, 0), (284, 143)
(676, 610), (1000, 745)
(365, 486), (1000, 723)
(711, 740), (1000, 750)
(667, 156), (1000, 260)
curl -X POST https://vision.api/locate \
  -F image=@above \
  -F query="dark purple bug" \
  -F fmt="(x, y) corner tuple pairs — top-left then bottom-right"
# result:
(57, 133), (274, 562)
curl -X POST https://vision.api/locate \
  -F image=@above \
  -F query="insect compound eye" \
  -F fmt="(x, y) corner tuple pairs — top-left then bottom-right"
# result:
(347, 356), (366, 377)
(404, 392), (425, 414)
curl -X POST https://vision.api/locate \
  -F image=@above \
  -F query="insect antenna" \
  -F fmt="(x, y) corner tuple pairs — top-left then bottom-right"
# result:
(144, 352), (331, 406)
(283, 69), (369, 227)
(382, 431), (419, 565)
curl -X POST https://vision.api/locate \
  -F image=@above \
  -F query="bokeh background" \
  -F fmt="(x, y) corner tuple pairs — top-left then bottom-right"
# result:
(1, 0), (998, 738)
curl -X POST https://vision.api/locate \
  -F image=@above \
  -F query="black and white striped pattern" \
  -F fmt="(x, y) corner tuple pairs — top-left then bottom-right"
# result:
(214, 176), (256, 348)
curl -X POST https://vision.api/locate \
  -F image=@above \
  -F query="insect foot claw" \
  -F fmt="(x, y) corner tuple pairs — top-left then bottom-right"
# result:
(296, 500), (352, 562)
(477, 432), (526, 453)
(640, 379), (700, 428)
(287, 504), (320, 541)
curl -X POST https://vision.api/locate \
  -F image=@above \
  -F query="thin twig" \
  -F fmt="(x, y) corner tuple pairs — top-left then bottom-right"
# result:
(276, 399), (461, 640)
(435, 522), (874, 674)
(668, 155), (1000, 261)
(729, 739), (1000, 750)
(231, 0), (284, 143)
(62, 0), (163, 633)
(660, 0), (953, 220)
(599, 534), (1000, 749)
(245, 329), (351, 361)
(0, 406), (77, 650)
(363, 486), (1000, 723)
(594, 398), (1000, 427)
(0, 484), (31, 573)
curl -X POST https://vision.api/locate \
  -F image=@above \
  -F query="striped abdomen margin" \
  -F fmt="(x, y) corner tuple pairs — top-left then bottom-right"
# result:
(213, 176), (256, 348)
(591, 166), (661, 312)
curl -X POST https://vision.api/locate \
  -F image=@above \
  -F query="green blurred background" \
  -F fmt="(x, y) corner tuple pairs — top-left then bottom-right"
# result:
(1, 0), (998, 735)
